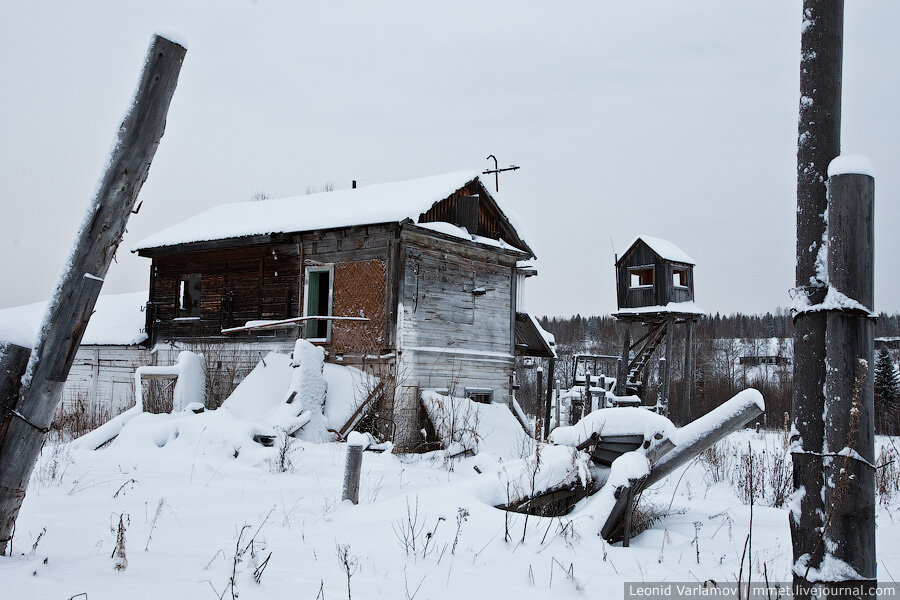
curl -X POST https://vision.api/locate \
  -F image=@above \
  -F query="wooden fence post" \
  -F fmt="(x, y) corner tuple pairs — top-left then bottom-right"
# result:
(543, 357), (555, 440)
(682, 320), (693, 426)
(554, 379), (561, 429)
(0, 35), (186, 555)
(342, 439), (364, 505)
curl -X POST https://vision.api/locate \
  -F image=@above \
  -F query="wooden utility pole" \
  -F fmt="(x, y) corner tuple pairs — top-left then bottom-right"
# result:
(0, 35), (185, 555)
(790, 0), (845, 595)
(820, 165), (876, 590)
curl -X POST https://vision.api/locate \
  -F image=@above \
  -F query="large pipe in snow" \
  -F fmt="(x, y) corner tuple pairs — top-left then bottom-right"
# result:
(645, 388), (765, 487)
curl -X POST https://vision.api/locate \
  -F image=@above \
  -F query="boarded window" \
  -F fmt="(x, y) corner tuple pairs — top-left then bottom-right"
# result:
(629, 267), (653, 288)
(304, 266), (333, 340)
(673, 268), (688, 288)
(178, 274), (201, 317)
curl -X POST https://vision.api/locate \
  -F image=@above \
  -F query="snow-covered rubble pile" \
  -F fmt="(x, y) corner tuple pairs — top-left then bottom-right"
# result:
(101, 408), (280, 466)
(420, 390), (531, 458)
(223, 341), (375, 441)
(548, 407), (676, 447)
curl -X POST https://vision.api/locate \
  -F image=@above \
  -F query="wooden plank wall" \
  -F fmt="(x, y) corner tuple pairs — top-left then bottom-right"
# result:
(148, 224), (398, 350)
(616, 242), (694, 309)
(393, 233), (517, 448)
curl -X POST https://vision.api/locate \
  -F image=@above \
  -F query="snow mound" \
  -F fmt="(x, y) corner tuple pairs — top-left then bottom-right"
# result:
(222, 347), (375, 441)
(421, 390), (531, 458)
(548, 407), (676, 447)
(105, 409), (277, 466)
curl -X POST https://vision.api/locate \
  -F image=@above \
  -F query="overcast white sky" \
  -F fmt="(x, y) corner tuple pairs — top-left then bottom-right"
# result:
(1, 1), (897, 318)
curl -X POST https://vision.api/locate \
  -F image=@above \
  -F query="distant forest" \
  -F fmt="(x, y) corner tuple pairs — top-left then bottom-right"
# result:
(514, 311), (900, 433)
(538, 311), (900, 350)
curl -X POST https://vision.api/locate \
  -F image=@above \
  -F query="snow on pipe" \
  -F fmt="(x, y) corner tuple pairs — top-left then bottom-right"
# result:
(644, 388), (765, 487)
(73, 351), (206, 450)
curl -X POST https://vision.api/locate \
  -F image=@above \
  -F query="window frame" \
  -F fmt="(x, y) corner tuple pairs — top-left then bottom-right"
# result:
(176, 273), (202, 320)
(465, 387), (494, 404)
(672, 266), (689, 289)
(627, 265), (654, 289)
(302, 264), (334, 342)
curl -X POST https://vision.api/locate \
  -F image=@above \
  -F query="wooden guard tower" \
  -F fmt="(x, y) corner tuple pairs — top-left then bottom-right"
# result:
(613, 236), (702, 424)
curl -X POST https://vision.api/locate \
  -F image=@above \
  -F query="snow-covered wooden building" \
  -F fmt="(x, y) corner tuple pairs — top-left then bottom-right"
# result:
(0, 291), (150, 418)
(132, 171), (551, 449)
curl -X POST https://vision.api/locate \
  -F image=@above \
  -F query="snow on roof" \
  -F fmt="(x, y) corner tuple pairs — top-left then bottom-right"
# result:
(134, 171), (534, 255)
(622, 235), (696, 265)
(615, 301), (705, 316)
(415, 222), (525, 254)
(0, 291), (148, 348)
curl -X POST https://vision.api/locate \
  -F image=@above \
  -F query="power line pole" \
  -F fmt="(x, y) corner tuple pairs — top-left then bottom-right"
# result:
(790, 1), (855, 597)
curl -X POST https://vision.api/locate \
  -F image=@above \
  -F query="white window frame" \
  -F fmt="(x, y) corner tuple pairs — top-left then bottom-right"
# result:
(302, 264), (334, 342)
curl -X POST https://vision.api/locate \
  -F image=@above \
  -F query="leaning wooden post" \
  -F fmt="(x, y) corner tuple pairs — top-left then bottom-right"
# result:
(342, 435), (365, 505)
(682, 320), (694, 426)
(661, 319), (674, 417)
(542, 356), (555, 440)
(790, 1), (843, 593)
(0, 35), (186, 556)
(820, 159), (876, 589)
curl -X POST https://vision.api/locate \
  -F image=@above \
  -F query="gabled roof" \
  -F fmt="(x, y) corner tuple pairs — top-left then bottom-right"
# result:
(617, 235), (695, 266)
(134, 171), (534, 257)
(0, 291), (148, 348)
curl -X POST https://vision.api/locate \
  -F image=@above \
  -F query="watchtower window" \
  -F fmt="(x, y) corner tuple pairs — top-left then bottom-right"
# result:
(177, 274), (201, 318)
(465, 388), (493, 404)
(673, 268), (688, 288)
(629, 267), (653, 288)
(303, 266), (333, 340)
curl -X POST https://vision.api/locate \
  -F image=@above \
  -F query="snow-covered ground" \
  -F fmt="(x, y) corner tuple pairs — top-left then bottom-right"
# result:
(3, 419), (898, 598)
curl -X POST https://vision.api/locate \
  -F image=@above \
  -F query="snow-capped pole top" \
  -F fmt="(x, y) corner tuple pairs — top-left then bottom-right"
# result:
(827, 154), (875, 179)
(133, 170), (534, 257)
(619, 235), (695, 266)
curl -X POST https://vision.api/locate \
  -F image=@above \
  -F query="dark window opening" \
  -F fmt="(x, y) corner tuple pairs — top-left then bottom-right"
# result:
(178, 274), (201, 318)
(673, 268), (688, 288)
(629, 267), (653, 288)
(305, 268), (332, 339)
(466, 388), (493, 404)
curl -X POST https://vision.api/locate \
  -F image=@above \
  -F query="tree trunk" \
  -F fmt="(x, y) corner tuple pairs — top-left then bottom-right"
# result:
(0, 35), (186, 555)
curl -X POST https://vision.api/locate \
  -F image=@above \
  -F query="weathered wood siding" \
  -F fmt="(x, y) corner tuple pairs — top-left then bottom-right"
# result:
(149, 242), (302, 341)
(145, 224), (398, 352)
(616, 240), (694, 309)
(418, 179), (532, 255)
(393, 231), (518, 448)
(59, 345), (150, 417)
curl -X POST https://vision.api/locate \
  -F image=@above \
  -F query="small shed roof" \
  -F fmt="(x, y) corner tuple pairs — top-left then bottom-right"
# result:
(514, 312), (556, 358)
(618, 235), (695, 266)
(0, 291), (148, 348)
(134, 171), (533, 256)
